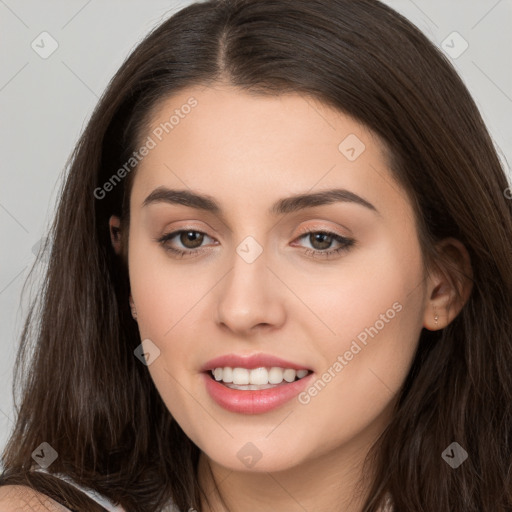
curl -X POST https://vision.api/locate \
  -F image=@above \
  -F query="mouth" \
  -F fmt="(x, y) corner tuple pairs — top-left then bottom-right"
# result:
(204, 366), (314, 390)
(202, 366), (316, 414)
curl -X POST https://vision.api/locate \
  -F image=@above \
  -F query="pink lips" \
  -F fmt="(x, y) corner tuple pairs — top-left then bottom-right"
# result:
(200, 352), (314, 414)
(202, 371), (314, 414)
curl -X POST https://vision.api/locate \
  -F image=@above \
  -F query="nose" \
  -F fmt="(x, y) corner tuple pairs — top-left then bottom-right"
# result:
(214, 245), (287, 336)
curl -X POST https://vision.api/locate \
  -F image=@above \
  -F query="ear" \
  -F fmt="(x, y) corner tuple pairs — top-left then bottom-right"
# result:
(423, 237), (473, 331)
(109, 215), (122, 255)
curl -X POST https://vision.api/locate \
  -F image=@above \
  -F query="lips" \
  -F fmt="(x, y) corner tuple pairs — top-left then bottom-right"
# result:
(202, 371), (315, 414)
(200, 352), (313, 372)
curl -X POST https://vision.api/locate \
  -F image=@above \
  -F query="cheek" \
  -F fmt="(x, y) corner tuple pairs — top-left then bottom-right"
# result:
(295, 231), (424, 407)
(127, 229), (220, 395)
(292, 228), (424, 348)
(127, 245), (201, 422)
(128, 228), (195, 334)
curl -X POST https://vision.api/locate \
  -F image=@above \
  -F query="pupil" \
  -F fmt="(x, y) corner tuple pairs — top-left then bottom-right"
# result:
(182, 231), (203, 248)
(312, 233), (331, 250)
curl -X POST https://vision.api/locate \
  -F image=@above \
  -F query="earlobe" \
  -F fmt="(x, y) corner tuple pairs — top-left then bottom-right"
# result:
(423, 237), (473, 331)
(109, 215), (122, 255)
(129, 294), (137, 321)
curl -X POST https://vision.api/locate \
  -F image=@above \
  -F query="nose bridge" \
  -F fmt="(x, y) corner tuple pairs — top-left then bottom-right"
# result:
(230, 235), (268, 291)
(214, 234), (286, 332)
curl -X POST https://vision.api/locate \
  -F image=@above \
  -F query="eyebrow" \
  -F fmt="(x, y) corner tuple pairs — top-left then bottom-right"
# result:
(142, 186), (379, 216)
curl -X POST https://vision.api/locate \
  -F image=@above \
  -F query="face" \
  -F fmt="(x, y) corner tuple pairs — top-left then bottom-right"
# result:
(122, 84), (429, 475)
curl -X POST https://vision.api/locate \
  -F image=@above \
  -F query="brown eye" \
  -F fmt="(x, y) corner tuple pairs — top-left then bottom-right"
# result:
(293, 229), (355, 259)
(178, 230), (204, 249)
(156, 229), (215, 258)
(307, 232), (335, 251)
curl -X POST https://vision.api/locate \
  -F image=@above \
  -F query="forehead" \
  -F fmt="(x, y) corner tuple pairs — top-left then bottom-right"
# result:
(144, 84), (379, 157)
(130, 84), (408, 223)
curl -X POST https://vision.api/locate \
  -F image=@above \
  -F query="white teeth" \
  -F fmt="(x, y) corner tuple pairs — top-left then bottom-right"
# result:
(222, 366), (233, 383)
(268, 367), (284, 384)
(224, 383), (279, 390)
(249, 367), (268, 385)
(232, 368), (250, 385)
(283, 369), (296, 383)
(210, 366), (310, 385)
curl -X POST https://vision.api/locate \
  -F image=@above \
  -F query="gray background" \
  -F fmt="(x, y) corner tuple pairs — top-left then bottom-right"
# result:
(1, 0), (511, 458)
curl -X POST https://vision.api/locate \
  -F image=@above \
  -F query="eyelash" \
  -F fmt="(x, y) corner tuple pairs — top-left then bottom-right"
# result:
(156, 227), (355, 260)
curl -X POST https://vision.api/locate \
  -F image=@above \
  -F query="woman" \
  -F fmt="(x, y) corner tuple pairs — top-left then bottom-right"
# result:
(0, 0), (511, 510)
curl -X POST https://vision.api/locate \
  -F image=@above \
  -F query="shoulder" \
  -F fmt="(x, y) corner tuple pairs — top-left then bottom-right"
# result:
(0, 484), (72, 511)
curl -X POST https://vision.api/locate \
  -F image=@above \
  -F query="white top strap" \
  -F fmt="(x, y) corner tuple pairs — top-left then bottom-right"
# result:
(32, 467), (126, 512)
(30, 466), (182, 511)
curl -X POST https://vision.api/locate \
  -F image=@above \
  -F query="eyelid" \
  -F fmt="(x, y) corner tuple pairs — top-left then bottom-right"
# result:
(293, 222), (352, 239)
(159, 222), (348, 242)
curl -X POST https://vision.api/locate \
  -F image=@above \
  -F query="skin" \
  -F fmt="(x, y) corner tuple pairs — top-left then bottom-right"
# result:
(0, 485), (70, 511)
(109, 84), (472, 512)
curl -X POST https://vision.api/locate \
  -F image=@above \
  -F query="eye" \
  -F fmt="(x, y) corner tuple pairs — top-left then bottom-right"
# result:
(156, 229), (216, 258)
(292, 228), (355, 259)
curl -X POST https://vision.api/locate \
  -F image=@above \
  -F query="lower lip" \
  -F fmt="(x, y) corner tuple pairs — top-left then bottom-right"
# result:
(202, 371), (314, 414)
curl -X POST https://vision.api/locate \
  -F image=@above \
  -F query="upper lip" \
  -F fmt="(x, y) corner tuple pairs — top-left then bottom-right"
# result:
(201, 353), (313, 372)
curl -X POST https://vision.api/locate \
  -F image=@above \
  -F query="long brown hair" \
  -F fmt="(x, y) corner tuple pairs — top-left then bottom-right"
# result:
(1, 0), (511, 510)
